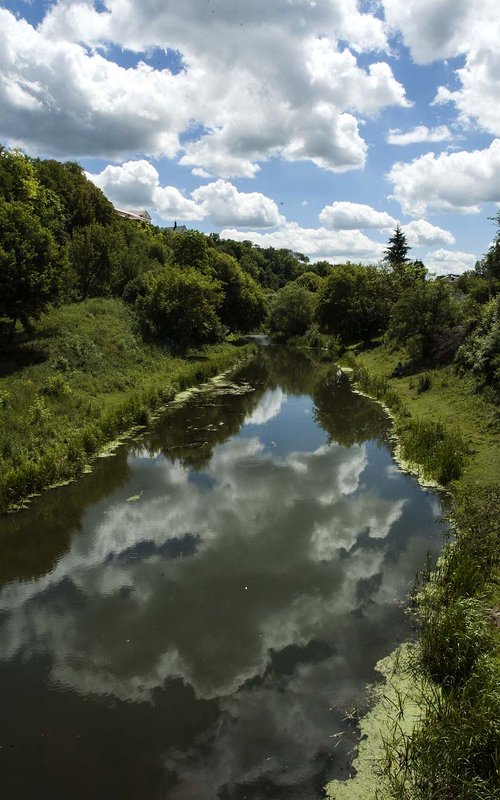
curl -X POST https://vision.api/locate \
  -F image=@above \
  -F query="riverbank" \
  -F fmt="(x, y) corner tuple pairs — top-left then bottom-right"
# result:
(0, 298), (255, 513)
(327, 343), (500, 800)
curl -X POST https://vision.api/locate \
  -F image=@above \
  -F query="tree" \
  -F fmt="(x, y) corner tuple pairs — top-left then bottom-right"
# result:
(69, 223), (113, 300)
(268, 283), (314, 340)
(455, 297), (500, 398)
(35, 159), (114, 232)
(135, 266), (223, 348)
(384, 224), (410, 268)
(293, 271), (325, 293)
(168, 229), (208, 271)
(0, 200), (65, 335)
(387, 280), (458, 362)
(206, 250), (267, 333)
(315, 264), (389, 343)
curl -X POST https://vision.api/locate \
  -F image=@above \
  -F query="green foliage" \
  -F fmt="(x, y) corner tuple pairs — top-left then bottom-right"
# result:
(136, 266), (223, 348)
(40, 374), (72, 398)
(0, 298), (255, 510)
(0, 199), (66, 332)
(456, 271), (492, 303)
(315, 263), (389, 343)
(268, 283), (314, 340)
(398, 418), (467, 484)
(169, 229), (208, 270)
(207, 250), (267, 332)
(455, 296), (500, 398)
(387, 280), (458, 362)
(293, 271), (325, 292)
(391, 484), (500, 800)
(35, 159), (114, 231)
(384, 224), (411, 268)
(69, 222), (114, 299)
(416, 374), (431, 394)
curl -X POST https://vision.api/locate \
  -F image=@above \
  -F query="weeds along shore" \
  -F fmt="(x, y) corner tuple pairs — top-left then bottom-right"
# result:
(331, 345), (500, 800)
(0, 298), (256, 514)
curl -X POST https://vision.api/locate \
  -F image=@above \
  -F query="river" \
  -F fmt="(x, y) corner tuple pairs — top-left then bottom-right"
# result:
(0, 344), (445, 799)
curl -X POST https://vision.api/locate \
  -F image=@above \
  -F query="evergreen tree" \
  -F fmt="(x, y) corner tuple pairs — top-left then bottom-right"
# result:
(384, 224), (410, 268)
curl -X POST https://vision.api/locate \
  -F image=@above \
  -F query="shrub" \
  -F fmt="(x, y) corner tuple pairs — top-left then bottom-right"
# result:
(268, 283), (314, 340)
(136, 266), (223, 348)
(416, 374), (431, 394)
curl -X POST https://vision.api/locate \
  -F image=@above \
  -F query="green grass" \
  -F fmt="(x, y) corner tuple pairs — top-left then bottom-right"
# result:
(0, 298), (255, 512)
(344, 343), (500, 800)
(351, 346), (500, 486)
(382, 485), (500, 800)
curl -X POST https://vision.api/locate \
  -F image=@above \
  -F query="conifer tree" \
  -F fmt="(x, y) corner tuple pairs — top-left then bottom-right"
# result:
(384, 224), (410, 268)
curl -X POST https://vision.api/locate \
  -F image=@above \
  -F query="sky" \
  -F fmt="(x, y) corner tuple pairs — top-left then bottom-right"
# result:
(0, 0), (499, 275)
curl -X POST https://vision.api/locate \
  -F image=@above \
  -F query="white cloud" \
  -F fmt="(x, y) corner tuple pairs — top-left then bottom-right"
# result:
(433, 38), (500, 136)
(386, 125), (453, 146)
(88, 161), (284, 227)
(425, 249), (476, 276)
(0, 9), (193, 159)
(381, 0), (500, 135)
(87, 160), (205, 221)
(0, 3), (409, 175)
(402, 219), (455, 247)
(387, 140), (500, 215)
(220, 222), (386, 263)
(319, 201), (396, 230)
(191, 180), (285, 228)
(245, 390), (285, 426)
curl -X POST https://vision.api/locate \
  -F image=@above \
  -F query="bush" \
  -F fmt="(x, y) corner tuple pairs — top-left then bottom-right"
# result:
(455, 296), (500, 398)
(416, 374), (431, 394)
(136, 266), (223, 348)
(388, 280), (458, 363)
(268, 283), (314, 340)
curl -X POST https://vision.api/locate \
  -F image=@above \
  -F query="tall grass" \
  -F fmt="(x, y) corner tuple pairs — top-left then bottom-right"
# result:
(398, 418), (467, 485)
(352, 364), (467, 484)
(382, 484), (500, 800)
(0, 299), (255, 512)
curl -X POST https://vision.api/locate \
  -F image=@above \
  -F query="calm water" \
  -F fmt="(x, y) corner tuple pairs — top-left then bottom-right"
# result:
(0, 346), (445, 799)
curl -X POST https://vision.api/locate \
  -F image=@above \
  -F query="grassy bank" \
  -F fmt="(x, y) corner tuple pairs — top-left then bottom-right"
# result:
(328, 344), (500, 800)
(0, 298), (255, 513)
(351, 346), (499, 487)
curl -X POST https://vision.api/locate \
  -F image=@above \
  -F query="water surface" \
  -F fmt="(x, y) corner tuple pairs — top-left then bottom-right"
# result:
(0, 346), (444, 799)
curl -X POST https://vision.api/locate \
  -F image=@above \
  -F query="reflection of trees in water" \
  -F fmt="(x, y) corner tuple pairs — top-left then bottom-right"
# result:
(141, 383), (267, 471)
(251, 344), (319, 396)
(0, 449), (130, 588)
(140, 346), (322, 471)
(0, 346), (391, 588)
(313, 370), (390, 449)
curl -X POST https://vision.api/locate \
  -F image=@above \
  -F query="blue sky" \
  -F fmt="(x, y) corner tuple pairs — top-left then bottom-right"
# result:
(1, 0), (499, 274)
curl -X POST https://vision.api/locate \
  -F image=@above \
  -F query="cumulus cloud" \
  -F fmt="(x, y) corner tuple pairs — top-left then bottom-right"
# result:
(381, 0), (500, 135)
(87, 160), (205, 221)
(386, 125), (453, 146)
(386, 139), (500, 215)
(87, 161), (284, 227)
(402, 219), (455, 247)
(191, 180), (285, 228)
(0, 9), (192, 159)
(425, 248), (476, 276)
(220, 222), (386, 263)
(0, 3), (409, 174)
(319, 201), (396, 230)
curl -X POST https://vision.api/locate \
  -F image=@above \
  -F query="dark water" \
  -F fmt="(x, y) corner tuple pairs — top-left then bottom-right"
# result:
(0, 346), (445, 799)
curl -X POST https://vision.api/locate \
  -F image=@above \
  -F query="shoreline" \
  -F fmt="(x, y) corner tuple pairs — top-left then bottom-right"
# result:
(328, 347), (499, 799)
(1, 339), (255, 515)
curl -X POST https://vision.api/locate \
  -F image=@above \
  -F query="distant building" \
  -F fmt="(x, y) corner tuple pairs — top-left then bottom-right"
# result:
(437, 273), (461, 285)
(165, 221), (188, 233)
(115, 208), (152, 223)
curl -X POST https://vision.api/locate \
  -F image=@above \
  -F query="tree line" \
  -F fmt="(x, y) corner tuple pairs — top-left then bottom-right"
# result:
(1, 145), (498, 398)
